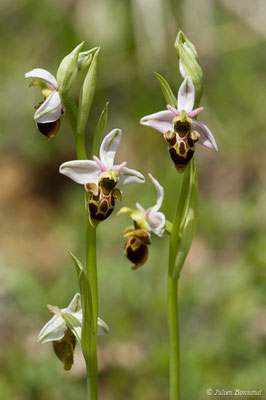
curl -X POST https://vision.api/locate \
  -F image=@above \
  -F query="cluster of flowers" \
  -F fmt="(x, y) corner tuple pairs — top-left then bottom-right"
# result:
(25, 70), (217, 270)
(25, 64), (217, 362)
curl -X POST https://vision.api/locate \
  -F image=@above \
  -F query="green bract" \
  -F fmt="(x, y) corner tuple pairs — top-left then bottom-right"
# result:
(77, 47), (100, 135)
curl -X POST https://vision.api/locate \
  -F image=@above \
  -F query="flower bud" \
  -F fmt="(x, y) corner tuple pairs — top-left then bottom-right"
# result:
(52, 328), (76, 371)
(174, 31), (203, 107)
(57, 42), (84, 96)
(124, 230), (151, 270)
(77, 47), (100, 135)
(77, 47), (98, 70)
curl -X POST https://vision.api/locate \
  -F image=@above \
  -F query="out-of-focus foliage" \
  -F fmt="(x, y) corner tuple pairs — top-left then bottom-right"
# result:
(1, 0), (266, 399)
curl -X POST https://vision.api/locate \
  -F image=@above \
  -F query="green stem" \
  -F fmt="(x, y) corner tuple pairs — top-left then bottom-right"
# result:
(85, 214), (98, 400)
(63, 95), (88, 160)
(86, 215), (98, 330)
(64, 95), (98, 399)
(85, 335), (98, 400)
(168, 275), (180, 400)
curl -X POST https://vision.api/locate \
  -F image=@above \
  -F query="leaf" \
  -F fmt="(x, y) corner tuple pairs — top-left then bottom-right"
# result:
(69, 251), (84, 282)
(91, 101), (109, 157)
(154, 72), (177, 108)
(79, 268), (94, 362)
(173, 183), (198, 279)
(77, 47), (100, 135)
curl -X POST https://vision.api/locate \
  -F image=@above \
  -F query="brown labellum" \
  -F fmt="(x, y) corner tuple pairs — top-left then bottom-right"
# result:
(52, 328), (76, 371)
(86, 184), (121, 228)
(37, 119), (61, 140)
(164, 130), (200, 173)
(124, 229), (151, 270)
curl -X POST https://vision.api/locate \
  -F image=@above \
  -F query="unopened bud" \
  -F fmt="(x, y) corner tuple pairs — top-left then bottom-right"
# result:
(57, 42), (84, 96)
(175, 31), (203, 107)
(77, 47), (99, 70)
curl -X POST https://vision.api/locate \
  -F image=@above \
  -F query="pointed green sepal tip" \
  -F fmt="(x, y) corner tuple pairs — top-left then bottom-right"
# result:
(174, 30), (203, 107)
(175, 31), (198, 61)
(78, 46), (100, 70)
(57, 42), (84, 96)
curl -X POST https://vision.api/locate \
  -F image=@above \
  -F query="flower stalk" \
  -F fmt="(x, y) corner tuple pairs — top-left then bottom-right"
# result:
(65, 88), (99, 400)
(168, 31), (203, 400)
(140, 30), (214, 399)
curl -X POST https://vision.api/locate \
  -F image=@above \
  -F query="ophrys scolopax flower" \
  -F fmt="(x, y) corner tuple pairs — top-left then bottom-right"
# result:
(59, 129), (145, 227)
(25, 68), (65, 139)
(38, 293), (108, 370)
(140, 76), (217, 172)
(118, 174), (165, 269)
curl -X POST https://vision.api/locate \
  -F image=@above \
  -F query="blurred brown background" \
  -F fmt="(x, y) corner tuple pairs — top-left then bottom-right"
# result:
(0, 0), (266, 399)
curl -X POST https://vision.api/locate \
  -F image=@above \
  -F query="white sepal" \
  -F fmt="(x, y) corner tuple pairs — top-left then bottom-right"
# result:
(38, 313), (66, 343)
(177, 76), (195, 113)
(148, 173), (164, 213)
(34, 91), (62, 123)
(192, 120), (218, 152)
(25, 68), (58, 88)
(140, 110), (174, 134)
(38, 293), (82, 344)
(97, 317), (109, 335)
(147, 211), (165, 237)
(117, 166), (145, 188)
(99, 129), (122, 168)
(38, 293), (109, 344)
(59, 160), (101, 185)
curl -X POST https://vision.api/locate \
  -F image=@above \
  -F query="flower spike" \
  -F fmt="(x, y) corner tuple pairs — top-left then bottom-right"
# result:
(140, 76), (218, 172)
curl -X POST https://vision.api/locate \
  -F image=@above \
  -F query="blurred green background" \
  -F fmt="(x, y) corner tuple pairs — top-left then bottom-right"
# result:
(1, 0), (266, 399)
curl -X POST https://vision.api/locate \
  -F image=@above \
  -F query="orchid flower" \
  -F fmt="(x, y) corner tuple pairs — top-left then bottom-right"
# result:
(25, 68), (65, 139)
(140, 76), (217, 172)
(118, 174), (165, 237)
(59, 129), (145, 227)
(38, 293), (109, 344)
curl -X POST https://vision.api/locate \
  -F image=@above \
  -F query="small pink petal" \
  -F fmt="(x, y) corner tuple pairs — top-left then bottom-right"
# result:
(46, 83), (57, 91)
(115, 161), (127, 172)
(93, 156), (107, 171)
(187, 107), (204, 118)
(167, 105), (180, 117)
(145, 207), (152, 217)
